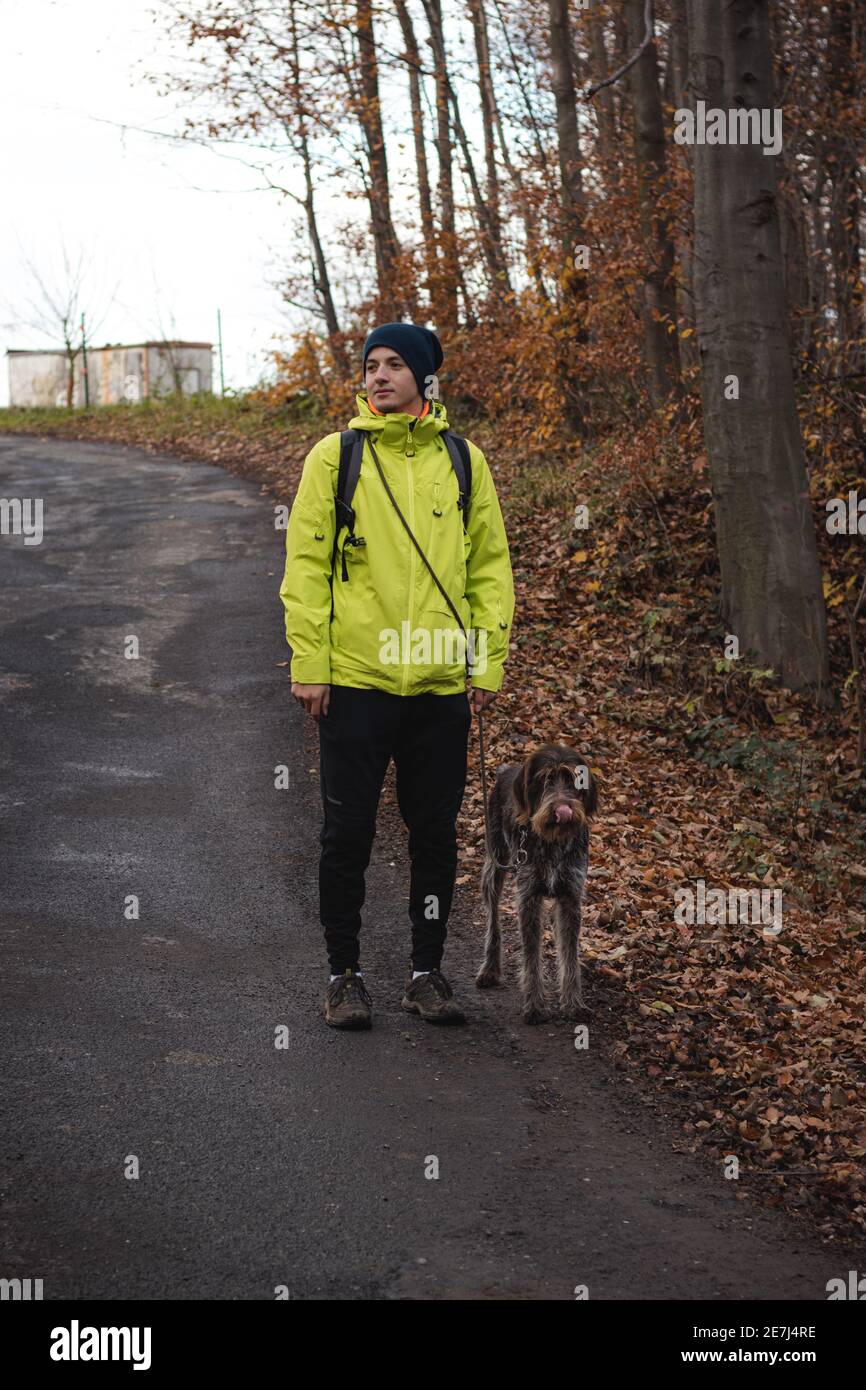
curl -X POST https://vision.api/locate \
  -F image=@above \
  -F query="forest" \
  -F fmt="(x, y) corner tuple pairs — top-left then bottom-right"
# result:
(146, 0), (864, 702)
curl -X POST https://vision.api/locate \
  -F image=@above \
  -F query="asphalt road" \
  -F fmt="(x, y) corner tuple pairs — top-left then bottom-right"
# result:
(0, 435), (851, 1300)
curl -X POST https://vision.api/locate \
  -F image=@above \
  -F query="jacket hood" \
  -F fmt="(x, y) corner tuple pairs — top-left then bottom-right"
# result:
(348, 390), (450, 448)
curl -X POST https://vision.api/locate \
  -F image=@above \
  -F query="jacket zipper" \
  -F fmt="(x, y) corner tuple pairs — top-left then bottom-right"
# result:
(402, 420), (416, 695)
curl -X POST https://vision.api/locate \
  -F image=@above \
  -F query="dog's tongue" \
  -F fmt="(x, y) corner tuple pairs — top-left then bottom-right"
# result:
(554, 803), (573, 823)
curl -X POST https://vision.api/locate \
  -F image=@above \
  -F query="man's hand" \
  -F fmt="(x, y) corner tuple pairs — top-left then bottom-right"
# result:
(469, 687), (497, 715)
(292, 682), (330, 720)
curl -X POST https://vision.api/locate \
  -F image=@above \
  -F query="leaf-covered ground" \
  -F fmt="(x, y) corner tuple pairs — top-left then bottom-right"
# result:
(4, 397), (865, 1239)
(463, 407), (866, 1243)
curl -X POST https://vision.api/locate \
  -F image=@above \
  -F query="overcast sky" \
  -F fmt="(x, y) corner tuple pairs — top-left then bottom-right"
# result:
(0, 0), (312, 404)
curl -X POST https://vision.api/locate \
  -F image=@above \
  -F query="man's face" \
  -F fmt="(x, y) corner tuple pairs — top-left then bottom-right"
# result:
(364, 347), (422, 414)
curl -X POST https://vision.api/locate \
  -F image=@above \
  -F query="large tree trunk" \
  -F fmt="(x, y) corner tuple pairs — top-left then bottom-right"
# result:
(355, 0), (405, 318)
(686, 0), (830, 699)
(624, 0), (681, 405)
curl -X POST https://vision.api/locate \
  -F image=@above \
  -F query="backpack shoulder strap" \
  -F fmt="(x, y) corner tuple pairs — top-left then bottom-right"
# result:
(441, 430), (472, 528)
(336, 429), (365, 512)
(331, 430), (366, 587)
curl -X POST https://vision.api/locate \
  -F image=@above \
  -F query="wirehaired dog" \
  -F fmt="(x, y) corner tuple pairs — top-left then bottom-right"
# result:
(475, 744), (598, 1024)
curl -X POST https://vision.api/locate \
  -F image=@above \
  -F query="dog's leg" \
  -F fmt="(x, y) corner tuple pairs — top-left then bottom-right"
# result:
(554, 892), (588, 1020)
(517, 885), (549, 1024)
(476, 855), (505, 988)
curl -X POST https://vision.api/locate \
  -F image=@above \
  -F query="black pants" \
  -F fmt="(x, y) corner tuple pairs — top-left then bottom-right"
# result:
(318, 684), (472, 974)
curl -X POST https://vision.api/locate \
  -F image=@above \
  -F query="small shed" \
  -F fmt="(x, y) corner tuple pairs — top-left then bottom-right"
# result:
(6, 341), (214, 407)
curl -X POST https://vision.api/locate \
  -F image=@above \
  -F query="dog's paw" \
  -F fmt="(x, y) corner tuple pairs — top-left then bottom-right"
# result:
(522, 1003), (551, 1025)
(475, 966), (502, 989)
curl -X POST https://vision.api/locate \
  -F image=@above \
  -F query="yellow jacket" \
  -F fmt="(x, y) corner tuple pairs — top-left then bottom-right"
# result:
(279, 391), (515, 694)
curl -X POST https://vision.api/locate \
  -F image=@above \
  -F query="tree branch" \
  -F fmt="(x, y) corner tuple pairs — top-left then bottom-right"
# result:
(582, 0), (653, 101)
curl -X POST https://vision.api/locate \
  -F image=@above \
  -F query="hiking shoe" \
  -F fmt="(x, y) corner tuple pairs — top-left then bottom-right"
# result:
(401, 969), (466, 1025)
(324, 969), (372, 1030)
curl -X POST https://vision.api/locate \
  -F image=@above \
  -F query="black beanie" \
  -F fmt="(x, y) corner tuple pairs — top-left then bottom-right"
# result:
(362, 322), (444, 401)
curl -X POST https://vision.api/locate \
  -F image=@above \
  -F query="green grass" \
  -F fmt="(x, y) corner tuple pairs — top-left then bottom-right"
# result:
(0, 391), (329, 439)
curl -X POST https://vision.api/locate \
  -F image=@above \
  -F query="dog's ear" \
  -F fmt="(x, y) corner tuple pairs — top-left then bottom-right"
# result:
(583, 766), (598, 818)
(511, 758), (533, 824)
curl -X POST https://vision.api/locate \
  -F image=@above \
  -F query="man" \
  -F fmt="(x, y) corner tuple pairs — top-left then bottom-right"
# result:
(279, 322), (514, 1029)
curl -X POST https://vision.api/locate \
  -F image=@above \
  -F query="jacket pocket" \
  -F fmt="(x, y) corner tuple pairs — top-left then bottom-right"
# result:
(288, 498), (328, 548)
(424, 588), (470, 626)
(429, 473), (469, 595)
(431, 472), (460, 514)
(284, 500), (331, 601)
(418, 607), (471, 674)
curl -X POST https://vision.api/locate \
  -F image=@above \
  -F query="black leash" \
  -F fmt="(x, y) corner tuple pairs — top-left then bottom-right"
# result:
(366, 434), (524, 874)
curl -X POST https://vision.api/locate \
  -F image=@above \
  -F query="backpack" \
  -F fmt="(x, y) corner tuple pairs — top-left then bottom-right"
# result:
(330, 427), (472, 584)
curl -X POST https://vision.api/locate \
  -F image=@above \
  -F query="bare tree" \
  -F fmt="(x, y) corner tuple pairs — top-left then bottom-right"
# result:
(546, 0), (587, 429)
(826, 0), (863, 375)
(587, 9), (617, 168)
(355, 0), (407, 317)
(394, 0), (437, 298)
(624, 0), (681, 405)
(467, 0), (507, 275)
(434, 37), (513, 301)
(150, 293), (187, 396)
(548, 0), (585, 261)
(6, 239), (117, 408)
(289, 0), (350, 374)
(666, 0), (698, 371)
(422, 0), (459, 329)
